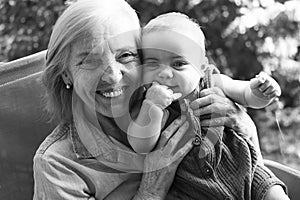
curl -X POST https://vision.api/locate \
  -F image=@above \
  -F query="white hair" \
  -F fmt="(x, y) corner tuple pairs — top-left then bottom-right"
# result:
(43, 0), (140, 121)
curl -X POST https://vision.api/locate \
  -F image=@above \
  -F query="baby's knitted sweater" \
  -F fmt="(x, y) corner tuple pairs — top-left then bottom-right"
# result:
(165, 67), (285, 200)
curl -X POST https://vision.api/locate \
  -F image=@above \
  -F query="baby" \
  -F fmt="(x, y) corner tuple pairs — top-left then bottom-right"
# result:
(128, 12), (288, 200)
(128, 12), (281, 153)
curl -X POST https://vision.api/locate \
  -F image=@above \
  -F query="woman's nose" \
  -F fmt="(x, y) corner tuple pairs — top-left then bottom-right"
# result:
(100, 64), (124, 84)
(158, 66), (173, 80)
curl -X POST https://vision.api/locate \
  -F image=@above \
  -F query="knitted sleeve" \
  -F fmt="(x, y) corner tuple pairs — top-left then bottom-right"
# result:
(251, 164), (287, 200)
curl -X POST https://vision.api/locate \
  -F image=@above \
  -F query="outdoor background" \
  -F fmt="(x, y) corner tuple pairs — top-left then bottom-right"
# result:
(0, 0), (299, 170)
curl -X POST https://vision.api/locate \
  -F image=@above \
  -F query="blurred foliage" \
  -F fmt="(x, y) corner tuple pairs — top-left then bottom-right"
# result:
(0, 0), (299, 168)
(0, 0), (66, 61)
(256, 106), (300, 170)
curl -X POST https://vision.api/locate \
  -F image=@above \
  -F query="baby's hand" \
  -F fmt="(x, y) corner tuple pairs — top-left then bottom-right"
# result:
(145, 82), (182, 109)
(250, 72), (281, 100)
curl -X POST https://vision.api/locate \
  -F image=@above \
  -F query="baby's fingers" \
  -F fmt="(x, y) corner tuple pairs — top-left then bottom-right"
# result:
(172, 93), (182, 101)
(262, 86), (277, 98)
(260, 80), (281, 98)
(258, 79), (271, 93)
(250, 72), (267, 89)
(250, 76), (265, 89)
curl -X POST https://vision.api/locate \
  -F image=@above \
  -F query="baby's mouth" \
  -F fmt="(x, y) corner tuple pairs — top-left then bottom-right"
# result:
(96, 87), (126, 98)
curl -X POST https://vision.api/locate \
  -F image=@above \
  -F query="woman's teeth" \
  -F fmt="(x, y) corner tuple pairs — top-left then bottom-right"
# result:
(101, 88), (124, 98)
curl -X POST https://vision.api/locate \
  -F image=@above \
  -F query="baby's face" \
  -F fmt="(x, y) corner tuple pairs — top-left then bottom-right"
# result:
(141, 30), (206, 98)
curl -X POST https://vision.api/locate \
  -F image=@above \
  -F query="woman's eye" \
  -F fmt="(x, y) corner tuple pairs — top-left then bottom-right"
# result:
(78, 57), (102, 70)
(118, 52), (138, 63)
(76, 58), (85, 66)
(120, 52), (132, 58)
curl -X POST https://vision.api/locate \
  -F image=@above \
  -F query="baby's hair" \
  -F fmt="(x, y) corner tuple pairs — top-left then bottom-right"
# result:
(143, 12), (206, 53)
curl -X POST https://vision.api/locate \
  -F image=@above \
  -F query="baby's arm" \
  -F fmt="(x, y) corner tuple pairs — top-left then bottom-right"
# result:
(127, 82), (181, 153)
(264, 185), (290, 200)
(127, 99), (164, 154)
(212, 72), (281, 109)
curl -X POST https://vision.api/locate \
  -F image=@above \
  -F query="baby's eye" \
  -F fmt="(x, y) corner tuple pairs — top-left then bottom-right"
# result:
(172, 60), (188, 70)
(143, 60), (159, 69)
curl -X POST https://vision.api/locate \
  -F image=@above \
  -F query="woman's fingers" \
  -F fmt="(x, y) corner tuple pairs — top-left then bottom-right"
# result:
(190, 87), (238, 118)
(163, 121), (190, 155)
(189, 86), (251, 133)
(199, 87), (226, 98)
(144, 116), (190, 173)
(173, 138), (194, 161)
(200, 117), (225, 127)
(161, 109), (170, 129)
(193, 99), (234, 117)
(201, 116), (238, 129)
(190, 87), (225, 110)
(156, 115), (186, 148)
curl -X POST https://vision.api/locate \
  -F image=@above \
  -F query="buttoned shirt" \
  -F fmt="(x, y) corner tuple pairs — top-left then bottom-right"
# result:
(33, 122), (145, 200)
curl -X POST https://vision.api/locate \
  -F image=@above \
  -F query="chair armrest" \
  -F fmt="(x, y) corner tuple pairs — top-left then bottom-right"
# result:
(264, 159), (300, 200)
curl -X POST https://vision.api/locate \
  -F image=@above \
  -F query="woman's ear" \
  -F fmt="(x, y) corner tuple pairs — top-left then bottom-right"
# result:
(61, 71), (70, 84)
(61, 71), (73, 89)
(61, 71), (73, 86)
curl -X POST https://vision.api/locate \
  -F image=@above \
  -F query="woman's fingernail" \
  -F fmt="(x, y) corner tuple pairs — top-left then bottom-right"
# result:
(178, 115), (186, 122)
(184, 121), (189, 128)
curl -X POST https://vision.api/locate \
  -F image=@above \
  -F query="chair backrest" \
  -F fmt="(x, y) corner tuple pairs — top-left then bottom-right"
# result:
(0, 51), (58, 199)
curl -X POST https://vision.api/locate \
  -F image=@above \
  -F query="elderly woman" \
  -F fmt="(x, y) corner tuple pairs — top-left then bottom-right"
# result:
(33, 0), (271, 199)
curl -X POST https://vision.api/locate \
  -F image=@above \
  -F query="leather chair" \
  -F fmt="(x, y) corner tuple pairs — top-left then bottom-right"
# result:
(264, 160), (300, 200)
(0, 51), (57, 199)
(0, 51), (299, 199)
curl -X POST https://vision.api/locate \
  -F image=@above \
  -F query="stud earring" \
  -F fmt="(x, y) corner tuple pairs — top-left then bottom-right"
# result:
(66, 83), (71, 89)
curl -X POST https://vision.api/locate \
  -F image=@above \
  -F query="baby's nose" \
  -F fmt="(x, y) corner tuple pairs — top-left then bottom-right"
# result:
(158, 66), (173, 80)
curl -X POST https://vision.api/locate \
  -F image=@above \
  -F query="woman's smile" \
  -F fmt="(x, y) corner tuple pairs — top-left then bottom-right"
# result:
(96, 87), (126, 98)
(94, 82), (134, 117)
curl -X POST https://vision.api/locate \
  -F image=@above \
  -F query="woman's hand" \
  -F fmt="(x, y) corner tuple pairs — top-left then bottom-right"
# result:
(134, 115), (193, 200)
(189, 87), (263, 163)
(190, 87), (256, 135)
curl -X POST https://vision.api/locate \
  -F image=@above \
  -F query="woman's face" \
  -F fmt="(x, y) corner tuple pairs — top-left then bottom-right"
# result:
(67, 17), (140, 118)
